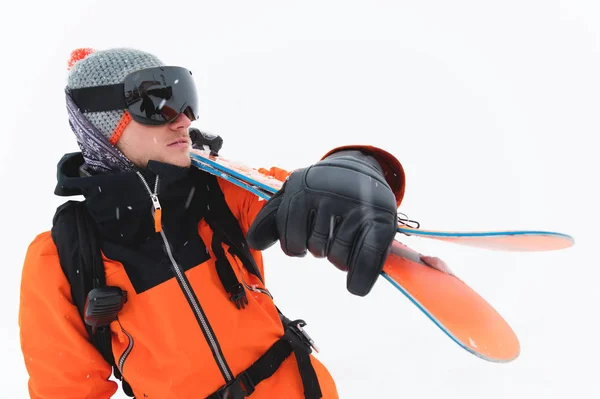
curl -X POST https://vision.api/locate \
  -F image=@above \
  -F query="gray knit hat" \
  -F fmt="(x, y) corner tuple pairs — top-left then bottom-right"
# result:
(67, 47), (165, 144)
(65, 47), (167, 173)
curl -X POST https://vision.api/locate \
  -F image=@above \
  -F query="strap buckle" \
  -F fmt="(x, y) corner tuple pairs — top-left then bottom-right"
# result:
(215, 371), (255, 399)
(229, 283), (248, 310)
(288, 319), (319, 353)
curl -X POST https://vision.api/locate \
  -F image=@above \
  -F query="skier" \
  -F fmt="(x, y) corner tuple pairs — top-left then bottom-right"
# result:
(18, 47), (405, 399)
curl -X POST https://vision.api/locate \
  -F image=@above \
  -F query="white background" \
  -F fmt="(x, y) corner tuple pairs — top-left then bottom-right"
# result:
(1, 1), (597, 398)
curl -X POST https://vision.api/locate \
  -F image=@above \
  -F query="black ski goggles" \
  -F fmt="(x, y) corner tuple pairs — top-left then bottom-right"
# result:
(67, 66), (199, 126)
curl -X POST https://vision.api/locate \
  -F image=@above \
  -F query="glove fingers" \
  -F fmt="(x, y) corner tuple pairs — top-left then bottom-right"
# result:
(326, 208), (366, 271)
(306, 206), (341, 258)
(346, 220), (393, 296)
(326, 209), (395, 296)
(246, 191), (284, 250)
(278, 191), (311, 257)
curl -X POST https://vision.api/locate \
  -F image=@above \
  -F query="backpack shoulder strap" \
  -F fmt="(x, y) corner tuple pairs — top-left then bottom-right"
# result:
(51, 200), (135, 398)
(202, 173), (264, 282)
(52, 201), (104, 321)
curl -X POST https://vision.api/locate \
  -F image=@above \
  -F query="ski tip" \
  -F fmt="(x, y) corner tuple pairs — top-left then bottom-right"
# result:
(381, 249), (522, 363)
(381, 272), (521, 363)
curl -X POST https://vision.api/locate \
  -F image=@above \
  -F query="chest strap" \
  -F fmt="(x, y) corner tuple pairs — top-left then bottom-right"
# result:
(207, 317), (322, 399)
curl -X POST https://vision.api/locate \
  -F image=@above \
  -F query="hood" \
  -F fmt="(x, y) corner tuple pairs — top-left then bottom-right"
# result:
(53, 152), (207, 246)
(55, 152), (190, 198)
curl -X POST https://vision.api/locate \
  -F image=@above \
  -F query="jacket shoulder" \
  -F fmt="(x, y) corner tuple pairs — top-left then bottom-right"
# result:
(215, 178), (266, 229)
(21, 231), (65, 292)
(25, 231), (59, 263)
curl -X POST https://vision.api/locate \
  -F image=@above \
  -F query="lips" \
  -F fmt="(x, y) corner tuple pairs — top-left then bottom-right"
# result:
(167, 138), (190, 147)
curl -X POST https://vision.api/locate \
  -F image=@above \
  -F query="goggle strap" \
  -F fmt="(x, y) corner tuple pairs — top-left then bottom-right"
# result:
(69, 84), (127, 113)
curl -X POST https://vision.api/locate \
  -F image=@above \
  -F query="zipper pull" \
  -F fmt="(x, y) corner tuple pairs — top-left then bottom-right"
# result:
(151, 194), (162, 233)
(135, 172), (163, 233)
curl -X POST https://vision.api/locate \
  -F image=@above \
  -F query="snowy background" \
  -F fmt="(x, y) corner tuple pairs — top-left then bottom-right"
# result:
(1, 0), (598, 397)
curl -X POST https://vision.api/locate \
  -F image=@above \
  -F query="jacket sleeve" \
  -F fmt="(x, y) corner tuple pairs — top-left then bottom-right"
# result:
(242, 166), (291, 229)
(19, 232), (118, 399)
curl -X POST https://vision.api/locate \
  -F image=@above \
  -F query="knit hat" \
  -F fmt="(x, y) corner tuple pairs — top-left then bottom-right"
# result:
(65, 47), (165, 173)
(67, 47), (165, 145)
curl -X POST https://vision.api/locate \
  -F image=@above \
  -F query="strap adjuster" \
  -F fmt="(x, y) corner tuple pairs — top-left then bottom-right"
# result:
(287, 319), (319, 353)
(216, 371), (255, 399)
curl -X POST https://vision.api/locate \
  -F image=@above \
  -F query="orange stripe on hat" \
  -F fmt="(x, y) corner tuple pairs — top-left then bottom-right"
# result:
(109, 111), (132, 145)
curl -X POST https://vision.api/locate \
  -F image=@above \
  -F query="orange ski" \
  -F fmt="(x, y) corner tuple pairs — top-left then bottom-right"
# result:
(382, 241), (520, 362)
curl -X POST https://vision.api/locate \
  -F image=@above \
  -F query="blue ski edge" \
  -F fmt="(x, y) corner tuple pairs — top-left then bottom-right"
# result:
(191, 152), (278, 194)
(398, 228), (574, 240)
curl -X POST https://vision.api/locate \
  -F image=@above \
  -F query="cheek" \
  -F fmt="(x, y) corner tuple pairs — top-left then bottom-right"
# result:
(137, 133), (159, 150)
(118, 126), (167, 159)
(118, 131), (153, 158)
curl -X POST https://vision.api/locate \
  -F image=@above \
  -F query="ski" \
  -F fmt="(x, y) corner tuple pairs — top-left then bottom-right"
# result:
(189, 148), (531, 362)
(189, 149), (574, 252)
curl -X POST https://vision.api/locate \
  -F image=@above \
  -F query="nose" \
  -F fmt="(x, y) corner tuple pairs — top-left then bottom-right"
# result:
(168, 113), (192, 131)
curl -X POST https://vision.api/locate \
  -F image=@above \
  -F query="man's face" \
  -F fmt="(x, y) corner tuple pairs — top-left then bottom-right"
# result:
(116, 113), (193, 168)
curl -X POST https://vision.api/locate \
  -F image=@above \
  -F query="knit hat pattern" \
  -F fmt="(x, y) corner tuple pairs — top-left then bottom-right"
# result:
(67, 48), (165, 144)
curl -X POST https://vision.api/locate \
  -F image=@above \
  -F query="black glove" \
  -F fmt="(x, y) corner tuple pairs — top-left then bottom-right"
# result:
(246, 150), (398, 296)
(189, 128), (223, 155)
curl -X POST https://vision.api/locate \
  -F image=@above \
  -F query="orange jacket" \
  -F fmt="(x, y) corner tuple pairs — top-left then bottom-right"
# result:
(19, 146), (404, 399)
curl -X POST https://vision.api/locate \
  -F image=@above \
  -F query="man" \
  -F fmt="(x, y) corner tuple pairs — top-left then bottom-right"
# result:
(18, 47), (405, 398)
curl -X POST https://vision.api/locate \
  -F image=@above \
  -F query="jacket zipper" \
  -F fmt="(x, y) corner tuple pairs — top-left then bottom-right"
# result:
(243, 280), (273, 299)
(118, 326), (134, 374)
(136, 172), (234, 383)
(223, 249), (272, 299)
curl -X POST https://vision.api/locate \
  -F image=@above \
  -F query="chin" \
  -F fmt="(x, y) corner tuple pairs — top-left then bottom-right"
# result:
(171, 156), (192, 168)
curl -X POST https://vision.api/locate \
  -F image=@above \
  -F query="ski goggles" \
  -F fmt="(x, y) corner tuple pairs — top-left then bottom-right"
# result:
(67, 66), (199, 126)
